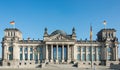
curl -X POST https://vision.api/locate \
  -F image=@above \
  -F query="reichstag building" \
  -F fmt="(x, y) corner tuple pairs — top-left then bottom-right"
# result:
(1, 27), (119, 68)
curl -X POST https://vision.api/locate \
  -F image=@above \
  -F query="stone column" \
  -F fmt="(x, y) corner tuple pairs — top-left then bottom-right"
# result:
(3, 45), (9, 60)
(3, 45), (8, 60)
(67, 44), (70, 63)
(13, 44), (17, 60)
(45, 44), (48, 62)
(115, 46), (118, 61)
(113, 47), (115, 60)
(102, 46), (107, 61)
(50, 44), (53, 62)
(56, 45), (58, 63)
(71, 45), (74, 61)
(62, 44), (64, 62)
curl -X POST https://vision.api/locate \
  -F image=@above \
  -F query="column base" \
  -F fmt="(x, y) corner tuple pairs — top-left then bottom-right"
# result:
(45, 59), (49, 63)
(55, 60), (58, 63)
(50, 59), (53, 63)
(62, 60), (64, 63)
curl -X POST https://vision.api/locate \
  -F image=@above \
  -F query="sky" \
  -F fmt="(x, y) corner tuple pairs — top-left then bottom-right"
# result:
(0, 0), (120, 58)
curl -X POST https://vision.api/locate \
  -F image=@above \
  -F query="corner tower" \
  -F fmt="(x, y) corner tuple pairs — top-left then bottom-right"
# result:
(2, 28), (22, 66)
(97, 28), (119, 66)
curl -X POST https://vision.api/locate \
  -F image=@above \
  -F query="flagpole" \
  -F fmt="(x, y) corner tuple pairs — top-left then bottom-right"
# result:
(103, 20), (107, 29)
(90, 25), (93, 68)
(14, 23), (15, 28)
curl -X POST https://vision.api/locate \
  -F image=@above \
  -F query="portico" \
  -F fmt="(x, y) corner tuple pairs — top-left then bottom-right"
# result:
(45, 43), (74, 63)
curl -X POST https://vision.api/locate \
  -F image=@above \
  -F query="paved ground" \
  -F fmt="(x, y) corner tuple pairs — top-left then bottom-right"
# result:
(0, 67), (118, 70)
(0, 66), (119, 70)
(0, 64), (119, 70)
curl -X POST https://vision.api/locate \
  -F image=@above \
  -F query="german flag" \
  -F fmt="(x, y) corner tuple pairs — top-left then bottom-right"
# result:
(10, 21), (15, 25)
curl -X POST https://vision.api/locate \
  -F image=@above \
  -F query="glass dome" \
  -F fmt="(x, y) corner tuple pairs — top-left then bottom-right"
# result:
(51, 30), (67, 36)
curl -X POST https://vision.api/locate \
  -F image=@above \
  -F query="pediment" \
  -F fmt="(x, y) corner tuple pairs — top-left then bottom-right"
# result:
(48, 33), (72, 41)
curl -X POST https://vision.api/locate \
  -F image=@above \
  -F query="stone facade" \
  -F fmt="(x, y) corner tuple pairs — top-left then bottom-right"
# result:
(1, 27), (119, 68)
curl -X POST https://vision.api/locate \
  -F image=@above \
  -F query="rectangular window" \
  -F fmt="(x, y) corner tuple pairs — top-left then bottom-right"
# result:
(20, 53), (22, 60)
(30, 47), (33, 52)
(77, 47), (80, 52)
(9, 47), (13, 52)
(88, 47), (91, 52)
(30, 54), (33, 60)
(77, 54), (80, 60)
(25, 53), (28, 60)
(40, 47), (43, 60)
(108, 47), (112, 53)
(93, 47), (96, 52)
(92, 54), (95, 61)
(9, 54), (13, 60)
(98, 54), (101, 61)
(53, 46), (57, 60)
(24, 47), (28, 52)
(82, 54), (85, 61)
(98, 47), (101, 55)
(87, 54), (91, 61)
(108, 55), (112, 61)
(20, 47), (22, 52)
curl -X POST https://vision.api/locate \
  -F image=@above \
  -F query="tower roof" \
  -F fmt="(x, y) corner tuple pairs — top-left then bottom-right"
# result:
(100, 29), (116, 32)
(4, 28), (21, 33)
